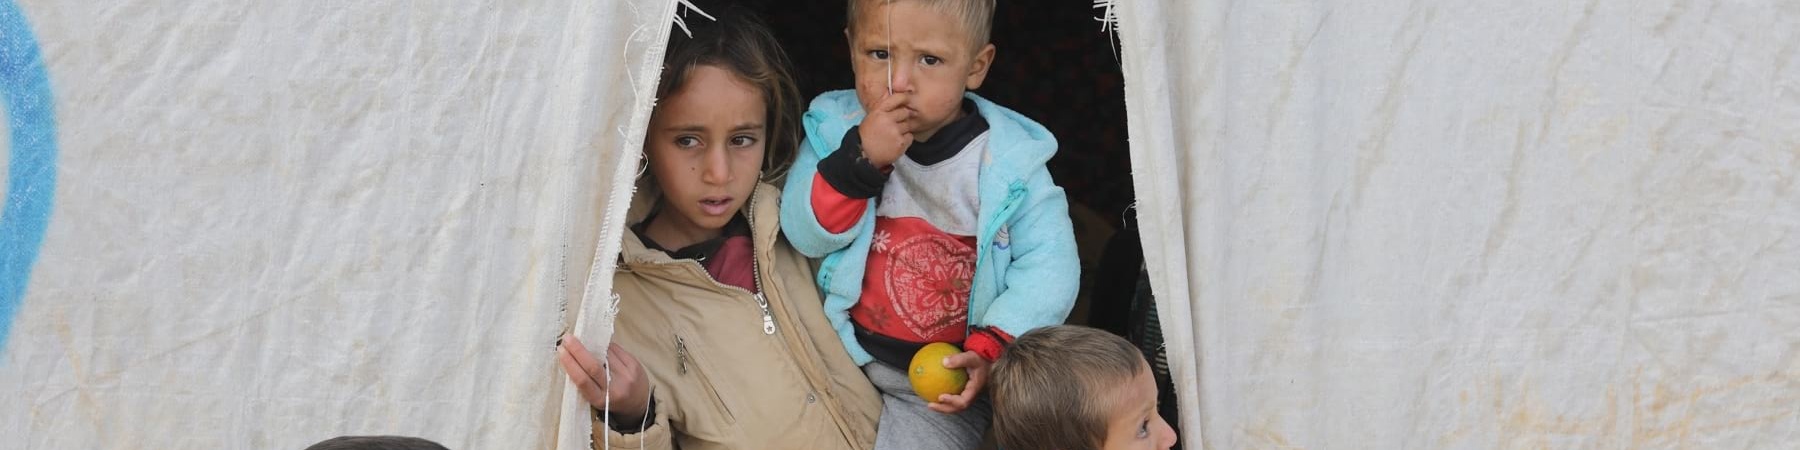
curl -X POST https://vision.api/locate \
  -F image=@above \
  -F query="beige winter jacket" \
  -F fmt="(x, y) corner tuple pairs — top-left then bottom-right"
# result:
(590, 183), (882, 450)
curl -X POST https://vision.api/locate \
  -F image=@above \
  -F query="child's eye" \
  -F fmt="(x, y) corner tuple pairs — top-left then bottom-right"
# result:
(674, 136), (701, 148)
(921, 55), (941, 66)
(1136, 420), (1150, 438)
(869, 50), (889, 60)
(729, 135), (757, 147)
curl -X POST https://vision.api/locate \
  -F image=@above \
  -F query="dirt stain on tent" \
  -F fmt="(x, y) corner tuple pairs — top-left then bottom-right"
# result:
(1441, 370), (1798, 448)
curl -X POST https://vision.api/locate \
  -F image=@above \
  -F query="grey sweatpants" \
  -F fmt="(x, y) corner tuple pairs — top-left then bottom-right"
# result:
(864, 361), (992, 450)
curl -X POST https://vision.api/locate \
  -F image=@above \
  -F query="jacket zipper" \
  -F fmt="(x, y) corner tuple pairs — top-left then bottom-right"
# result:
(674, 334), (737, 423)
(967, 184), (1026, 336)
(744, 192), (852, 445)
(652, 193), (778, 336)
(743, 192), (777, 335)
(658, 255), (774, 336)
(676, 336), (690, 374)
(654, 188), (846, 437)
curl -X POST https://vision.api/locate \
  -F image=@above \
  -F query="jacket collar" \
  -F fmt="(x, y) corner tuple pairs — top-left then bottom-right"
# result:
(620, 182), (782, 268)
(803, 90), (1058, 186)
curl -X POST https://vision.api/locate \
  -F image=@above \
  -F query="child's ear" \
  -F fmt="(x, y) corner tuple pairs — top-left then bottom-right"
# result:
(965, 43), (996, 90)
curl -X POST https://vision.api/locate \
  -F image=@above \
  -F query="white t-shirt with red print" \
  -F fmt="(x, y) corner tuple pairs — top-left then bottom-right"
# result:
(808, 101), (1014, 367)
(848, 137), (985, 345)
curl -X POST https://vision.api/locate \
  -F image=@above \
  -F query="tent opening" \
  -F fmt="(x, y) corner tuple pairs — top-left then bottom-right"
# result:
(741, 0), (1178, 445)
(748, 0), (1136, 320)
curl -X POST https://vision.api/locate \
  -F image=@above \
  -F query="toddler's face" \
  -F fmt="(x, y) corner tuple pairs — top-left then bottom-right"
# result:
(1100, 361), (1178, 450)
(846, 1), (993, 142)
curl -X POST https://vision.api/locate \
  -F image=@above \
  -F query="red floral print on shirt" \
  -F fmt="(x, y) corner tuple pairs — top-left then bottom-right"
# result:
(883, 233), (976, 339)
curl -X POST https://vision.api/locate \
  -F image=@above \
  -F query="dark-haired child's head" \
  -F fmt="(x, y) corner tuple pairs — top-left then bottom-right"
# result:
(303, 435), (449, 450)
(654, 6), (800, 180)
(640, 6), (801, 247)
(991, 325), (1178, 450)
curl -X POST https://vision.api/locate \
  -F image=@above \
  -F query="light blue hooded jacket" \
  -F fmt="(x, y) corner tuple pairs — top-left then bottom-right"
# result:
(780, 90), (1080, 366)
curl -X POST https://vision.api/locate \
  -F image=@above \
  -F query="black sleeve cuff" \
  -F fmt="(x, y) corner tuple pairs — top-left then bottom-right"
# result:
(817, 126), (889, 199)
(600, 395), (657, 434)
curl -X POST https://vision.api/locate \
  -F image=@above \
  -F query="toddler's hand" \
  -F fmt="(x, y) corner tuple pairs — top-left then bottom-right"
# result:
(928, 350), (990, 415)
(858, 92), (913, 168)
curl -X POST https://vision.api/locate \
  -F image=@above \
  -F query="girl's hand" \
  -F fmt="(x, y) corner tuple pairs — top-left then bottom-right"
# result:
(858, 92), (913, 168)
(557, 335), (652, 422)
(927, 351), (990, 415)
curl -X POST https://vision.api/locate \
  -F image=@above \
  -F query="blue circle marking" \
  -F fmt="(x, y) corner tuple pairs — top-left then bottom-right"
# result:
(0, 0), (56, 355)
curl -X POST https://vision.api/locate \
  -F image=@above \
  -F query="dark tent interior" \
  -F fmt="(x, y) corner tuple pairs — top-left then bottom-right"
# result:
(696, 1), (1179, 446)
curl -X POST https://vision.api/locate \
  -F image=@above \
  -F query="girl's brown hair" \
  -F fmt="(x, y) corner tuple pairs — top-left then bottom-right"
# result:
(654, 5), (802, 182)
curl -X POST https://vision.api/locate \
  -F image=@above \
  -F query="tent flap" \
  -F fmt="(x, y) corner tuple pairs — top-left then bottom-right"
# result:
(1118, 0), (1800, 448)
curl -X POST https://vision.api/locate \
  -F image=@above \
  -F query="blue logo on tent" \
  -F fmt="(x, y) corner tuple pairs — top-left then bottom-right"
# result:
(0, 0), (56, 355)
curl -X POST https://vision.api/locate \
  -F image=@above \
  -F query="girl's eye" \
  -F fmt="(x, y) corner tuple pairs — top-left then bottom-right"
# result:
(1136, 420), (1150, 438)
(921, 55), (941, 66)
(870, 50), (889, 60)
(729, 135), (757, 147)
(674, 136), (701, 148)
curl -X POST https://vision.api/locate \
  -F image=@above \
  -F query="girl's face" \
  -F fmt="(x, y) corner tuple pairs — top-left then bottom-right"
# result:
(1100, 361), (1178, 450)
(643, 64), (767, 249)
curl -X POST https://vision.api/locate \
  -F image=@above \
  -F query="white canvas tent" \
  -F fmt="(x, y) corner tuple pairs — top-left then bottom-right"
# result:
(1116, 0), (1799, 447)
(0, 1), (668, 448)
(1, 0), (1796, 449)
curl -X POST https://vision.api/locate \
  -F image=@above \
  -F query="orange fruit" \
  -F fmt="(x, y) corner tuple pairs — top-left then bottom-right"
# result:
(908, 342), (968, 404)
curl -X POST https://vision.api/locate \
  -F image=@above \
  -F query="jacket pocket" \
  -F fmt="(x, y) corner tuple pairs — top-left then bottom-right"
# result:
(673, 329), (738, 426)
